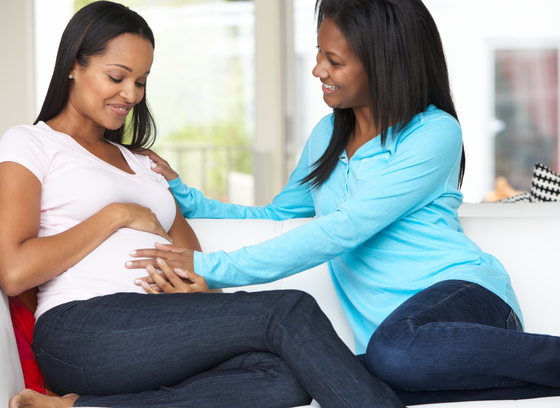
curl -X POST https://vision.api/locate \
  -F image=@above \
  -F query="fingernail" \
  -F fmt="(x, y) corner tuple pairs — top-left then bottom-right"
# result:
(129, 250), (137, 255)
(125, 262), (132, 267)
(156, 258), (162, 264)
(134, 279), (141, 285)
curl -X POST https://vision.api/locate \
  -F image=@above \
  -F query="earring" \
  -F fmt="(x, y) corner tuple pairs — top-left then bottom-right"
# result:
(69, 74), (73, 79)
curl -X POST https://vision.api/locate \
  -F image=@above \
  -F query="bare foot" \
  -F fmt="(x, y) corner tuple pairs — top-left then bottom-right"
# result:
(9, 389), (79, 408)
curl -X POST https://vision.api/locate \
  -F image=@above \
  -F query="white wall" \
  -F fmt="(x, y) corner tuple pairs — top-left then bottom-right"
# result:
(0, 0), (35, 135)
(34, 0), (74, 114)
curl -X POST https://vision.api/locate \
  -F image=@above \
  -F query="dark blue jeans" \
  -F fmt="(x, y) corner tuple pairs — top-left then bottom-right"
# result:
(34, 290), (404, 408)
(364, 280), (560, 405)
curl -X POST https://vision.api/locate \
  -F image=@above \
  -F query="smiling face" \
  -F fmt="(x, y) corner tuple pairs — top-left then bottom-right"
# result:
(67, 33), (154, 132)
(312, 18), (369, 111)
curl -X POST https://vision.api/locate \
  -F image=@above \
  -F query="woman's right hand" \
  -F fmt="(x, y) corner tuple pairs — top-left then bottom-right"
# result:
(139, 149), (179, 181)
(111, 203), (172, 243)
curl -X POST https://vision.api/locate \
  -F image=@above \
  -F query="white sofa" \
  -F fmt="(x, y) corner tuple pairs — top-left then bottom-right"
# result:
(2, 203), (560, 407)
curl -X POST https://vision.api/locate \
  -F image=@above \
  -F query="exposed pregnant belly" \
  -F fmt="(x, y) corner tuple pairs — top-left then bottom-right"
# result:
(36, 228), (171, 319)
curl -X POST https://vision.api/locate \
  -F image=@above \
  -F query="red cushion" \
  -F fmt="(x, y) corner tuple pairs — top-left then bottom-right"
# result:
(9, 296), (48, 395)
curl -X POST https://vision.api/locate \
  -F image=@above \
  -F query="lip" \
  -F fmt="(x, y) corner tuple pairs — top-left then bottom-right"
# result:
(108, 104), (132, 117)
(321, 83), (339, 94)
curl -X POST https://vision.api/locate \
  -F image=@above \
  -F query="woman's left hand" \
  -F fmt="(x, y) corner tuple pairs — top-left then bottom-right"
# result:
(141, 257), (209, 294)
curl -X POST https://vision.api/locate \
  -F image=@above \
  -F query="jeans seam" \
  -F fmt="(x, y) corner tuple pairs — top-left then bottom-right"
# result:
(118, 370), (278, 404)
(406, 282), (476, 330)
(277, 320), (353, 408)
(38, 347), (94, 395)
(266, 292), (352, 408)
(401, 378), (524, 392)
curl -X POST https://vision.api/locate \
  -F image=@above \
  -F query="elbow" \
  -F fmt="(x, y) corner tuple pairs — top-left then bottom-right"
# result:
(0, 270), (28, 297)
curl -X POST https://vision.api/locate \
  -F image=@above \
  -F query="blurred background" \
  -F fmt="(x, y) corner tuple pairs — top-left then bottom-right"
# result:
(2, 0), (560, 204)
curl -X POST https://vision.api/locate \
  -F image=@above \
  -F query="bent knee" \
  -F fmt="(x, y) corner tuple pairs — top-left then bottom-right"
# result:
(274, 290), (319, 312)
(270, 290), (332, 328)
(366, 330), (421, 389)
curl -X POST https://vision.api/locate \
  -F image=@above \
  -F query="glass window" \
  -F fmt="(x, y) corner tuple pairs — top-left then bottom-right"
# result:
(494, 49), (558, 191)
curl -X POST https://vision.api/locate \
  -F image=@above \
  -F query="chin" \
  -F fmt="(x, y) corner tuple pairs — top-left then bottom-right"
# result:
(104, 120), (127, 131)
(323, 96), (336, 109)
(323, 96), (344, 110)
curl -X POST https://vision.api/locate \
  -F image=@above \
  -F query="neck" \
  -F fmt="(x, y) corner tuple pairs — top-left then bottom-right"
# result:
(46, 108), (106, 144)
(352, 106), (378, 141)
(345, 106), (378, 159)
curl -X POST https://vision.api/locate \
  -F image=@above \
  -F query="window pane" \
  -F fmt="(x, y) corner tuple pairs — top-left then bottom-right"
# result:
(494, 49), (558, 191)
(143, 0), (255, 203)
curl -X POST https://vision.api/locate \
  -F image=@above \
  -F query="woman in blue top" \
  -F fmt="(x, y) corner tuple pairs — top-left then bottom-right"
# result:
(131, 0), (560, 404)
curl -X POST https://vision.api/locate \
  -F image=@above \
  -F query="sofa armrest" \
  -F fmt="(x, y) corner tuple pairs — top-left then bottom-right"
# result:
(0, 290), (25, 406)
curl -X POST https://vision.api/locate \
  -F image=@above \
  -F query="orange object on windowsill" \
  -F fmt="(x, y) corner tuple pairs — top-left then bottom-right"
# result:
(484, 176), (525, 202)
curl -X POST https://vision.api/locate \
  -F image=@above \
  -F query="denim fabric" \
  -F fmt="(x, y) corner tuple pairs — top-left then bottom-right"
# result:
(34, 290), (404, 408)
(364, 280), (560, 403)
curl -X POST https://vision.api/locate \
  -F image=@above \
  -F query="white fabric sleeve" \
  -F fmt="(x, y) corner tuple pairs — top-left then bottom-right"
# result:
(0, 126), (49, 182)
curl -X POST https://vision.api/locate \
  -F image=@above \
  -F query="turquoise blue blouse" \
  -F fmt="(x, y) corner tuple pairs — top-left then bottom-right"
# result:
(169, 106), (522, 353)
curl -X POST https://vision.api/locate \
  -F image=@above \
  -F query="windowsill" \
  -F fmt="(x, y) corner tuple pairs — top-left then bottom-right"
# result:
(459, 201), (560, 218)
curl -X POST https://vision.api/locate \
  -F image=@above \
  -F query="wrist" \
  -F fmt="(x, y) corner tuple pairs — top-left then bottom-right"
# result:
(104, 202), (131, 229)
(168, 176), (183, 188)
(167, 171), (179, 181)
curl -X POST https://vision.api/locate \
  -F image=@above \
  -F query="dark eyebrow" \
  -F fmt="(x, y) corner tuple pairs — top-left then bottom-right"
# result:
(316, 48), (340, 59)
(106, 63), (150, 75)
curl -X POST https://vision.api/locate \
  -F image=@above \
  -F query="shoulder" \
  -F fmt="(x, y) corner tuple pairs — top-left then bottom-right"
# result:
(310, 113), (334, 138)
(0, 123), (54, 181)
(307, 113), (334, 154)
(407, 106), (461, 137)
(0, 123), (49, 152)
(397, 106), (462, 152)
(407, 105), (461, 132)
(2, 123), (41, 140)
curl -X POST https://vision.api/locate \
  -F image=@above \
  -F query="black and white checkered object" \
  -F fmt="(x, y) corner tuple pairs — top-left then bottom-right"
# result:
(497, 163), (560, 203)
(498, 191), (532, 203)
(531, 163), (560, 201)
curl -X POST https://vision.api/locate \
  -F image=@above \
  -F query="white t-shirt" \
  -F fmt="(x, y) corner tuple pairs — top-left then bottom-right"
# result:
(0, 122), (176, 319)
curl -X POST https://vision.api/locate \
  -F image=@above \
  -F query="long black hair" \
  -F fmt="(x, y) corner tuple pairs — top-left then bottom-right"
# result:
(303, 0), (465, 189)
(34, 1), (157, 150)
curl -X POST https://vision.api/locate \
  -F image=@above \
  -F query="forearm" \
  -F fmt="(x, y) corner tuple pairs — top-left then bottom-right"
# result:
(0, 203), (129, 296)
(169, 177), (315, 221)
(194, 215), (345, 289)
